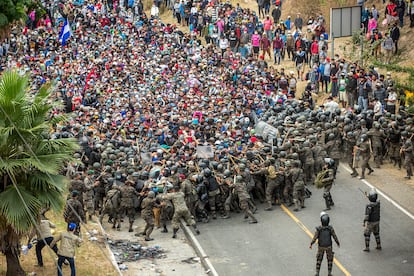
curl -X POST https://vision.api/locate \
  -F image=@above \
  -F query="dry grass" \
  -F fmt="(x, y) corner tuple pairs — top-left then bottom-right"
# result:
(0, 211), (118, 276)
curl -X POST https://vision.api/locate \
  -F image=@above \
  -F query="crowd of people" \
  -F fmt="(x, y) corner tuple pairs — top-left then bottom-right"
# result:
(0, 1), (412, 272)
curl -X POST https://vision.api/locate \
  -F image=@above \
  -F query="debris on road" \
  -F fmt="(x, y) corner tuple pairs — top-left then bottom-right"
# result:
(108, 239), (167, 265)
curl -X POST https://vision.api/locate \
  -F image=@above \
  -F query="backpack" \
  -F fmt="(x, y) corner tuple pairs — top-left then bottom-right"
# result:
(268, 165), (278, 179)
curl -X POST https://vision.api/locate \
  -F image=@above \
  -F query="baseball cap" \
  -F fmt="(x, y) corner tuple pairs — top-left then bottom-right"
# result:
(68, 223), (77, 231)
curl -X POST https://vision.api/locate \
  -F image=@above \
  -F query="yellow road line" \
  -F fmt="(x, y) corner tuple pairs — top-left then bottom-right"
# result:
(280, 204), (352, 276)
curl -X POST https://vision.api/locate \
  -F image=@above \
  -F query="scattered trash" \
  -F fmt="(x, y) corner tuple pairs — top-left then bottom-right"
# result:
(118, 264), (128, 271)
(109, 239), (167, 263)
(181, 257), (201, 264)
(88, 237), (98, 241)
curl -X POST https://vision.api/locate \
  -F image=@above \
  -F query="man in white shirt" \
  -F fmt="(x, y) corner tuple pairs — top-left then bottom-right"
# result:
(323, 96), (339, 113)
(150, 2), (159, 18)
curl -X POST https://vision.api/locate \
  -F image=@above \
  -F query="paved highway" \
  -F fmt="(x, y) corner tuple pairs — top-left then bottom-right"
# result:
(196, 164), (414, 276)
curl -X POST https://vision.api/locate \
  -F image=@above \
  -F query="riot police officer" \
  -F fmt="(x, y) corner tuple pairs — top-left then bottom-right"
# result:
(310, 212), (340, 276)
(363, 189), (381, 252)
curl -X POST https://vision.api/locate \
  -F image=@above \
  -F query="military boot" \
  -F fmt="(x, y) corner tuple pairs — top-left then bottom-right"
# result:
(363, 239), (370, 252)
(351, 168), (358, 177)
(368, 168), (374, 175)
(192, 225), (200, 235)
(359, 169), (365, 180)
(161, 224), (168, 233)
(293, 199), (300, 212)
(375, 237), (382, 250)
(172, 228), (179, 239)
(128, 222), (133, 232)
(264, 202), (273, 211)
(221, 209), (230, 219)
(324, 198), (331, 211)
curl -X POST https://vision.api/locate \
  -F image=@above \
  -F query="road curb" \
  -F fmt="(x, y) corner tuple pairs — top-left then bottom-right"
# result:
(180, 219), (219, 276)
(95, 220), (123, 276)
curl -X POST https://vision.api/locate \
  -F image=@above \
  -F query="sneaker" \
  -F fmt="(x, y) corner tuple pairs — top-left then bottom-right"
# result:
(363, 248), (370, 252)
(195, 229), (200, 235)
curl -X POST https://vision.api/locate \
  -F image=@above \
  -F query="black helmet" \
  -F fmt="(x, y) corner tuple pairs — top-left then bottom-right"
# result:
(141, 171), (149, 179)
(163, 168), (171, 177)
(217, 163), (224, 172)
(196, 175), (204, 184)
(368, 190), (378, 202)
(203, 168), (212, 177)
(320, 212), (330, 226)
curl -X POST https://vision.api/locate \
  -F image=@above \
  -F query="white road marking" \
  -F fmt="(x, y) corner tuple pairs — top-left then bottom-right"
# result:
(341, 164), (414, 221)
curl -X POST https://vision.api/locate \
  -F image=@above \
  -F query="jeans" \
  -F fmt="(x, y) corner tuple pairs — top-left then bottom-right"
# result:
(58, 255), (76, 276)
(273, 48), (281, 64)
(239, 46), (248, 58)
(36, 236), (58, 265)
(358, 96), (368, 111)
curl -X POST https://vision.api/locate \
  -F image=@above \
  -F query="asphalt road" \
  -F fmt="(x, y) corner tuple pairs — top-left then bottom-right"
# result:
(196, 165), (414, 276)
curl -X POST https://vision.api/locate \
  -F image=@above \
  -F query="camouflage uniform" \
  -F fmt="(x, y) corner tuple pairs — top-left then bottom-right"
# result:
(162, 191), (200, 238)
(68, 179), (85, 209)
(343, 132), (358, 177)
(63, 194), (85, 236)
(367, 124), (386, 168)
(310, 222), (340, 276)
(387, 124), (401, 168)
(233, 176), (257, 224)
(99, 188), (121, 229)
(291, 163), (305, 212)
(139, 192), (158, 240)
(357, 137), (374, 179)
(401, 140), (414, 179)
(181, 178), (197, 217)
(83, 176), (95, 219)
(119, 181), (138, 232)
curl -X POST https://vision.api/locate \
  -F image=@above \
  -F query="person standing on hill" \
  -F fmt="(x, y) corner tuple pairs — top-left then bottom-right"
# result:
(390, 22), (400, 54)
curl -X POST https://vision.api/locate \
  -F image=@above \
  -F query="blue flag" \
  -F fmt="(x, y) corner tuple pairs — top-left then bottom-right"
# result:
(59, 20), (71, 46)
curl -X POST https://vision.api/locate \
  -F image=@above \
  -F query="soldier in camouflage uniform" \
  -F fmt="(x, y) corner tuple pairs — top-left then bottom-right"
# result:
(63, 191), (85, 236)
(119, 180), (139, 232)
(310, 212), (340, 276)
(401, 139), (414, 179)
(319, 159), (335, 210)
(253, 159), (283, 211)
(83, 170), (96, 220)
(387, 122), (401, 169)
(99, 186), (121, 229)
(233, 175), (258, 224)
(355, 134), (374, 179)
(181, 174), (197, 217)
(161, 186), (200, 238)
(367, 122), (386, 168)
(363, 190), (381, 252)
(302, 141), (315, 185)
(343, 131), (358, 177)
(68, 173), (86, 209)
(136, 191), (159, 241)
(291, 161), (306, 212)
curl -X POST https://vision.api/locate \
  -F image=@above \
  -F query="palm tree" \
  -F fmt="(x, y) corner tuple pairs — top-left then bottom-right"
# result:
(0, 71), (79, 276)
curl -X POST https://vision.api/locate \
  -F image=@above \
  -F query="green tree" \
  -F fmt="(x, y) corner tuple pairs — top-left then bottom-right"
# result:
(0, 71), (79, 276)
(0, 0), (27, 29)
